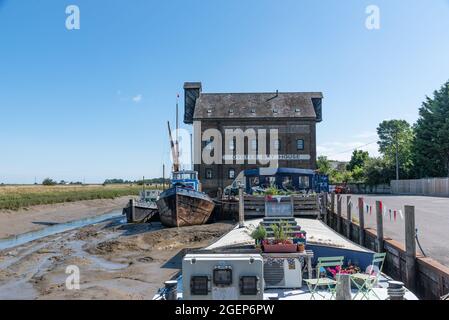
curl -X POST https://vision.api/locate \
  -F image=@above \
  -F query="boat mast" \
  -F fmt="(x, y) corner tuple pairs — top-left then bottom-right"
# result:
(176, 94), (180, 171)
(167, 121), (179, 172)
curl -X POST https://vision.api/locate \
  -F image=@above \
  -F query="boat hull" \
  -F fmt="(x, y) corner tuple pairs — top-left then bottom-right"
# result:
(123, 202), (159, 223)
(157, 187), (215, 228)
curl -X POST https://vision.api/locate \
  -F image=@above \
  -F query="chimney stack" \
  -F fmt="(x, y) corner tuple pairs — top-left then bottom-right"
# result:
(183, 82), (202, 124)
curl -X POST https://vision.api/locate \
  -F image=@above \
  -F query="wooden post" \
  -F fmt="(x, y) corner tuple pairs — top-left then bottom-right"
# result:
(337, 194), (342, 233)
(346, 195), (352, 239)
(404, 205), (416, 291)
(323, 193), (328, 224)
(317, 195), (321, 220)
(358, 197), (365, 246)
(331, 193), (336, 228)
(375, 201), (384, 253)
(238, 186), (244, 228)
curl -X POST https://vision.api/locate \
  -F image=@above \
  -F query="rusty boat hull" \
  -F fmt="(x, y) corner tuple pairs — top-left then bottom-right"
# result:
(156, 186), (215, 228)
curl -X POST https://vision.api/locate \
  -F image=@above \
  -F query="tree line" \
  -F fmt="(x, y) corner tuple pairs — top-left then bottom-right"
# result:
(103, 178), (169, 185)
(38, 178), (169, 186)
(318, 80), (449, 186)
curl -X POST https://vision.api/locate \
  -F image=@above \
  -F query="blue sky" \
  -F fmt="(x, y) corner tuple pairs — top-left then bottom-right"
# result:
(1, 0), (449, 183)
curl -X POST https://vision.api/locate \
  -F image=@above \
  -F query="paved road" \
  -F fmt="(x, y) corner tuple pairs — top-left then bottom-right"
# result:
(337, 194), (449, 267)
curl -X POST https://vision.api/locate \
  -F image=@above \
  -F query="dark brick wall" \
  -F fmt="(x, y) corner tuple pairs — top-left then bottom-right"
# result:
(195, 119), (318, 195)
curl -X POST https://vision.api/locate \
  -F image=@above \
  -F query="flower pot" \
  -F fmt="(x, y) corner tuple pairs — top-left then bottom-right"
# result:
(262, 243), (298, 253)
(297, 244), (305, 253)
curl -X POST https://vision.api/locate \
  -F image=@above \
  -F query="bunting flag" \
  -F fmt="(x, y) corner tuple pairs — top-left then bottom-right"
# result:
(394, 210), (397, 222)
(399, 209), (404, 220)
(379, 201), (383, 212)
(370, 206), (372, 215)
(389, 209), (392, 221)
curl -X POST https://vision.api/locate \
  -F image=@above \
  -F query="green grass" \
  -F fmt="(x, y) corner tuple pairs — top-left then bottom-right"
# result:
(0, 184), (150, 211)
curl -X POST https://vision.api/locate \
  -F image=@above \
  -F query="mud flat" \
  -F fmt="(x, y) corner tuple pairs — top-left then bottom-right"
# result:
(0, 196), (133, 239)
(0, 219), (234, 300)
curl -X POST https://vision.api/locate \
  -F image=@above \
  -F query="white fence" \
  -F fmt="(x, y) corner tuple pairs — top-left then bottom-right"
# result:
(391, 178), (449, 197)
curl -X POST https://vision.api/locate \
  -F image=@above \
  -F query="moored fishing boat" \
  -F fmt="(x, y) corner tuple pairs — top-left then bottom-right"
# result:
(157, 171), (215, 227)
(157, 116), (215, 228)
(123, 189), (161, 223)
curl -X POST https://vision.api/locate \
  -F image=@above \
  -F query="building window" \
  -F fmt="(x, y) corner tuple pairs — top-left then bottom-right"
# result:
(250, 139), (257, 151)
(206, 169), (213, 179)
(296, 139), (304, 150)
(299, 176), (310, 189)
(228, 169), (235, 179)
(251, 108), (256, 114)
(274, 139), (281, 151)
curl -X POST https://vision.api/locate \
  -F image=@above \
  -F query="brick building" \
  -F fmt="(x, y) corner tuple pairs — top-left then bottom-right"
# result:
(183, 82), (323, 195)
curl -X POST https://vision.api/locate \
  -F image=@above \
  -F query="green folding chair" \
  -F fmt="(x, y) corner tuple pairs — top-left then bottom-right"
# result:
(304, 256), (344, 300)
(351, 252), (386, 300)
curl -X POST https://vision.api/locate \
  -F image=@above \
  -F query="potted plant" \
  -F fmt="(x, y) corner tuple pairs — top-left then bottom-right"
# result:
(326, 263), (362, 287)
(293, 230), (307, 244)
(250, 225), (267, 248)
(262, 221), (297, 253)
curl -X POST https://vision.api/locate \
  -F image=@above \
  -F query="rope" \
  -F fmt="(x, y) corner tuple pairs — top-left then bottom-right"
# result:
(415, 228), (427, 257)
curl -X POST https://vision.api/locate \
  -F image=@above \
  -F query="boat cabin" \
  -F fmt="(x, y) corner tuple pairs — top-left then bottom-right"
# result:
(171, 170), (200, 191)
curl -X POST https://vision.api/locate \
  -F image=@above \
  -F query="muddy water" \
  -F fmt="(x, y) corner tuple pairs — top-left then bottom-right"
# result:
(0, 211), (124, 251)
(0, 218), (233, 300)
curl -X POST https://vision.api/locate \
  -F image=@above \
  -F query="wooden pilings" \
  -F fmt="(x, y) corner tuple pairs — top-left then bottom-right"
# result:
(331, 193), (335, 228)
(346, 195), (352, 239)
(375, 201), (384, 253)
(323, 193), (328, 224)
(337, 194), (342, 233)
(358, 197), (365, 246)
(405, 205), (417, 291)
(320, 193), (448, 298)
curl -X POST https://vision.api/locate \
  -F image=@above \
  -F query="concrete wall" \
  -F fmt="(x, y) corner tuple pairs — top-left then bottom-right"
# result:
(391, 178), (449, 197)
(325, 199), (449, 299)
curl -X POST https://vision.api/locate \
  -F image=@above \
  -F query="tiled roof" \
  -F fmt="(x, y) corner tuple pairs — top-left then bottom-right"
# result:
(193, 92), (323, 120)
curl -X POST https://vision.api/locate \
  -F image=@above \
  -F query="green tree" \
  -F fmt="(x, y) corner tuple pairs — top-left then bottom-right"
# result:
(363, 157), (394, 186)
(42, 178), (57, 186)
(351, 166), (365, 183)
(347, 150), (369, 172)
(377, 119), (414, 179)
(414, 80), (449, 177)
(317, 156), (332, 175)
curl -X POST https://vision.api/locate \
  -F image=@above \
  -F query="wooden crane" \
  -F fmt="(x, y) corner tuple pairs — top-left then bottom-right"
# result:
(167, 121), (180, 173)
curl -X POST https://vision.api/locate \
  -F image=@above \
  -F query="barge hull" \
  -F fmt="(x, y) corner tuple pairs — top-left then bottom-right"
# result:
(157, 187), (215, 227)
